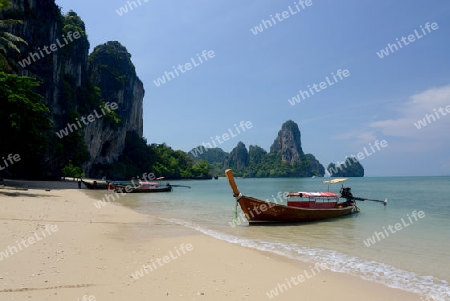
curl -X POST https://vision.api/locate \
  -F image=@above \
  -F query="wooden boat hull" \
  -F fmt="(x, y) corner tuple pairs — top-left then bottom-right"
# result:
(127, 186), (172, 193)
(113, 184), (172, 193)
(82, 180), (109, 190)
(237, 195), (356, 223)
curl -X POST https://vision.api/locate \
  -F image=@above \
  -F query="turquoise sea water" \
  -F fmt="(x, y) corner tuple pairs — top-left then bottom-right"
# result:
(111, 177), (450, 300)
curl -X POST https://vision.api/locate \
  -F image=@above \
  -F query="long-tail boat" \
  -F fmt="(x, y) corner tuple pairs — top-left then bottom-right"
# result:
(106, 177), (191, 193)
(225, 169), (386, 224)
(111, 181), (173, 193)
(81, 179), (129, 190)
(81, 179), (110, 189)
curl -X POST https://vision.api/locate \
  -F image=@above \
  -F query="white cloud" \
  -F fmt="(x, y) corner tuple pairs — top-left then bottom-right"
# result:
(370, 85), (450, 138)
(335, 85), (450, 152)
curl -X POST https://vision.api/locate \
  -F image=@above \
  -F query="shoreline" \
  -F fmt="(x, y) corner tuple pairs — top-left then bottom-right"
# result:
(0, 182), (422, 300)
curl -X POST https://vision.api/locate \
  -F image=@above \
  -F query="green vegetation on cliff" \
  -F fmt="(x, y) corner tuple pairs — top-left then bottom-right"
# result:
(93, 132), (212, 180)
(0, 4), (123, 178)
(0, 0), (27, 71)
(88, 41), (136, 93)
(190, 143), (325, 178)
(189, 120), (326, 178)
(0, 72), (53, 177)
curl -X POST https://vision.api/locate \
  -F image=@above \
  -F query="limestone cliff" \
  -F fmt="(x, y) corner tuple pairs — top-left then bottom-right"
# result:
(227, 142), (249, 170)
(189, 121), (325, 178)
(270, 120), (303, 164)
(84, 41), (144, 175)
(327, 157), (364, 177)
(270, 120), (324, 177)
(248, 145), (267, 166)
(6, 0), (144, 177)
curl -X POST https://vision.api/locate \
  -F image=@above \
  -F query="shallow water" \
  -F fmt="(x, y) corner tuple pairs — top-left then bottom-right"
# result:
(105, 176), (450, 300)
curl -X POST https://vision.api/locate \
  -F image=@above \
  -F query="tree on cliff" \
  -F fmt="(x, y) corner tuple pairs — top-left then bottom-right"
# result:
(0, 0), (27, 71)
(0, 72), (52, 177)
(191, 120), (325, 178)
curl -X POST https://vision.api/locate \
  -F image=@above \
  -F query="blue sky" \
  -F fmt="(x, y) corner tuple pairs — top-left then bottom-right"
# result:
(56, 0), (450, 176)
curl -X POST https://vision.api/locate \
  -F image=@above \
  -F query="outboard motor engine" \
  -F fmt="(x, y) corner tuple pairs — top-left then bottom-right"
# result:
(340, 187), (355, 206)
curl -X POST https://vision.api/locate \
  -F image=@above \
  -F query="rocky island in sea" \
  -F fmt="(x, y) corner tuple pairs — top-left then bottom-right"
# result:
(189, 120), (364, 178)
(327, 157), (364, 177)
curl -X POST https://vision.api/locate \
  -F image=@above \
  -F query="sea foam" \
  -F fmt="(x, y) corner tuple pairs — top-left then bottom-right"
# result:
(160, 216), (450, 301)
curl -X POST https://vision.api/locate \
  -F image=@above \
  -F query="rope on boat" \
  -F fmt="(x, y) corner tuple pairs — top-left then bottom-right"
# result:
(233, 193), (243, 221)
(233, 193), (243, 201)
